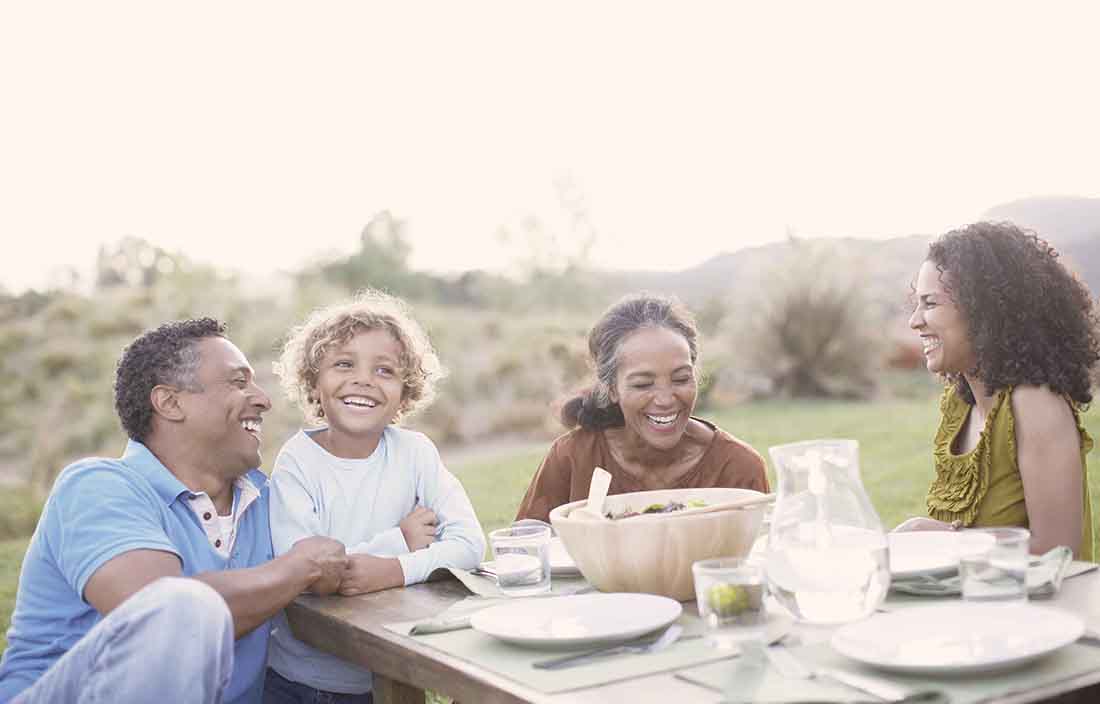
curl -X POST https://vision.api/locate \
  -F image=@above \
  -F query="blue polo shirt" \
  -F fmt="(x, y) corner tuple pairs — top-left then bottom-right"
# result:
(0, 441), (274, 704)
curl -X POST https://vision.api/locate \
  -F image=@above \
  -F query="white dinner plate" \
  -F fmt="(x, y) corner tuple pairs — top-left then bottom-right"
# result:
(888, 531), (993, 579)
(832, 603), (1084, 675)
(548, 536), (581, 576)
(469, 593), (682, 648)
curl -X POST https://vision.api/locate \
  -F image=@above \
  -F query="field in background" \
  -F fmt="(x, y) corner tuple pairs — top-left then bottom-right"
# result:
(460, 395), (937, 535)
(450, 391), (1100, 554)
(3, 392), (1099, 655)
(446, 388), (1100, 541)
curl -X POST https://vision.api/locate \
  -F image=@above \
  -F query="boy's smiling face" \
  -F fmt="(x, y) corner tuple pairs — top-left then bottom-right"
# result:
(313, 326), (406, 457)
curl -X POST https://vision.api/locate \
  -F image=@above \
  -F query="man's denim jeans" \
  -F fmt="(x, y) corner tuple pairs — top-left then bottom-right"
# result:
(13, 577), (234, 703)
(263, 668), (373, 704)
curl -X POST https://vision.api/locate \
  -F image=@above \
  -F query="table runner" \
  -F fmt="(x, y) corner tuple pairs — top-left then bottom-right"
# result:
(676, 640), (1100, 704)
(385, 601), (791, 694)
(391, 563), (1098, 697)
(440, 567), (592, 599)
(890, 557), (1096, 599)
(884, 560), (1098, 610)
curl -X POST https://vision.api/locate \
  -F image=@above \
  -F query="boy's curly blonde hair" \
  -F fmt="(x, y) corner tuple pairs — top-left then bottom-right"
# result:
(274, 290), (445, 425)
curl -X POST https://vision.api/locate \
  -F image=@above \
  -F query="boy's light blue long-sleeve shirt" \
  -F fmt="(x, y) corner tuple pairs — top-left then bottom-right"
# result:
(267, 425), (486, 694)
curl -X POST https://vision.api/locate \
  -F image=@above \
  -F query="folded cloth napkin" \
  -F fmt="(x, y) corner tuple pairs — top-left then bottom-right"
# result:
(890, 546), (1077, 597)
(409, 593), (511, 635)
(444, 566), (508, 598)
(408, 588), (598, 635)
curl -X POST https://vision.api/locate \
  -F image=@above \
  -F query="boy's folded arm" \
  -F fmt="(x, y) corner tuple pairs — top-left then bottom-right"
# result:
(396, 535), (482, 585)
(398, 484), (487, 585)
(350, 508), (484, 586)
(347, 527), (409, 557)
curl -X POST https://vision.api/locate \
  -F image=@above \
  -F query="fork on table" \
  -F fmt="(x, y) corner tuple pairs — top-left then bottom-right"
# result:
(760, 643), (944, 703)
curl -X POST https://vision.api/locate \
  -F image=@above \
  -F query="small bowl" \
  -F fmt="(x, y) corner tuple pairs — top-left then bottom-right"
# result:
(549, 487), (766, 600)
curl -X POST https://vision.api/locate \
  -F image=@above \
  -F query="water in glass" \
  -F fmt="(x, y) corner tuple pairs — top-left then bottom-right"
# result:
(489, 524), (552, 596)
(692, 558), (767, 648)
(959, 527), (1029, 603)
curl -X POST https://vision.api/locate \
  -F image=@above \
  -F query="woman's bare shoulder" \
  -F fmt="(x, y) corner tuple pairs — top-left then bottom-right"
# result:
(1009, 385), (1080, 442)
(1010, 385), (1077, 420)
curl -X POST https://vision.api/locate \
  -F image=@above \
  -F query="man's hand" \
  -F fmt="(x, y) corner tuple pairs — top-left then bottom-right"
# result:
(400, 506), (438, 551)
(339, 554), (405, 596)
(289, 536), (349, 595)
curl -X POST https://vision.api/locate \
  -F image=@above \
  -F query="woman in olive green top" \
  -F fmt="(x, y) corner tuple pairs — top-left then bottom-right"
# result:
(901, 222), (1099, 560)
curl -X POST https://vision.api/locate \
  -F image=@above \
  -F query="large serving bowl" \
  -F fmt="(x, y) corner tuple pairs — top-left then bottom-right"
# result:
(549, 487), (767, 601)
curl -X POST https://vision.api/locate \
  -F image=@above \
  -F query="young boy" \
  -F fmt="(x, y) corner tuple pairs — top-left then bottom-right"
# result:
(265, 290), (485, 703)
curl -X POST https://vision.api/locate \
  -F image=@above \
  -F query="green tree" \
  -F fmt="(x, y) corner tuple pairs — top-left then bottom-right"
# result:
(95, 237), (187, 290)
(305, 211), (434, 298)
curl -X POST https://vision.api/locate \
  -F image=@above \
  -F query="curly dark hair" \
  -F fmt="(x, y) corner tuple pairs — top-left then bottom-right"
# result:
(560, 293), (699, 430)
(114, 318), (228, 442)
(926, 221), (1100, 406)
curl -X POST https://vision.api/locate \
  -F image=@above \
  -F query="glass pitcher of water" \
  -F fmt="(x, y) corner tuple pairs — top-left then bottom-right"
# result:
(765, 439), (890, 624)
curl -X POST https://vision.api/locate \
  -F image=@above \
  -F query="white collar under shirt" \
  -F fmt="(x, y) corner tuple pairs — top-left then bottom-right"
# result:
(185, 475), (262, 558)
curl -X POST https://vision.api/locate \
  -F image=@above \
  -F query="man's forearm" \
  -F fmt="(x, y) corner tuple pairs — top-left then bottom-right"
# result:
(195, 552), (317, 638)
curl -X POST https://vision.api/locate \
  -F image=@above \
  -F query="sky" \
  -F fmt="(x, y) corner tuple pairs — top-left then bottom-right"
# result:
(3, 1), (1100, 293)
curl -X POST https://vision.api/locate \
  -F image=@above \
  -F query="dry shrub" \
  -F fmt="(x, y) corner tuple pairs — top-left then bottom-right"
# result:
(411, 309), (591, 443)
(886, 339), (926, 370)
(3, 271), (601, 493)
(739, 240), (882, 399)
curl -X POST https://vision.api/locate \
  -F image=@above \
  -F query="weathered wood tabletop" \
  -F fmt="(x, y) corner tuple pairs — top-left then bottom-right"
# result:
(286, 569), (1100, 704)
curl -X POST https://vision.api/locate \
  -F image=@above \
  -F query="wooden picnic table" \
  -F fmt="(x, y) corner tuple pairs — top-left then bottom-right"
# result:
(286, 569), (1100, 704)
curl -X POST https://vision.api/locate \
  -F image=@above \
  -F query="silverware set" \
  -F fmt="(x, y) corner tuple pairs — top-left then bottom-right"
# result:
(724, 635), (950, 704)
(532, 624), (686, 670)
(761, 643), (918, 702)
(470, 566), (499, 580)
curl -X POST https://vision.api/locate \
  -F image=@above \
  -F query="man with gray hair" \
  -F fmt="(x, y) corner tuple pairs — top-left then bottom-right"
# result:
(0, 318), (348, 704)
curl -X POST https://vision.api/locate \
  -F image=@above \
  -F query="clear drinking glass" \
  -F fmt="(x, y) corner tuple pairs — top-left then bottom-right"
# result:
(489, 524), (552, 596)
(692, 558), (767, 649)
(765, 439), (890, 624)
(959, 527), (1029, 603)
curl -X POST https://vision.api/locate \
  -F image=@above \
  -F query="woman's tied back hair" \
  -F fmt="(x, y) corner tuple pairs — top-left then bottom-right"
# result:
(928, 221), (1100, 406)
(560, 293), (699, 430)
(275, 289), (445, 425)
(114, 317), (228, 442)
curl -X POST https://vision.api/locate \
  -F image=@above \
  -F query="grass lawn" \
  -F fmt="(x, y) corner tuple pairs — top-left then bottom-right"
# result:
(459, 393), (949, 534)
(456, 391), (1100, 553)
(2, 392), (1098, 659)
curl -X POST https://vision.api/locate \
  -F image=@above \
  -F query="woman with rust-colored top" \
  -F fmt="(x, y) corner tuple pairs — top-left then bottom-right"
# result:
(515, 294), (769, 523)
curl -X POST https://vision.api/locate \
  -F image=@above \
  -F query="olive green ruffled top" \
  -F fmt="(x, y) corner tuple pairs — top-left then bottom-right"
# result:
(927, 385), (1094, 561)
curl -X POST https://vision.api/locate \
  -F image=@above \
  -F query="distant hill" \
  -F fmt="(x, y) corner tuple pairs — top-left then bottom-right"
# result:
(602, 235), (932, 312)
(984, 196), (1100, 296)
(985, 196), (1100, 244)
(602, 196), (1100, 309)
